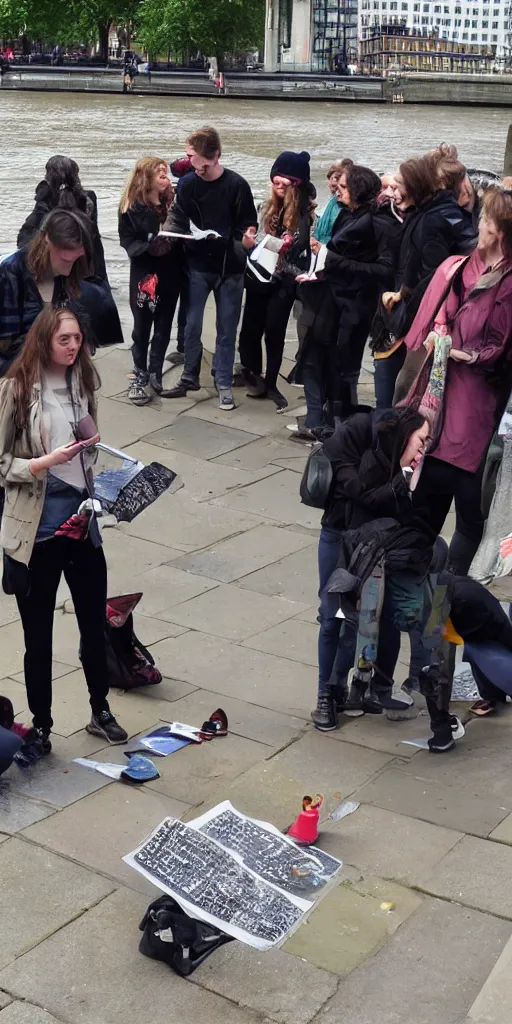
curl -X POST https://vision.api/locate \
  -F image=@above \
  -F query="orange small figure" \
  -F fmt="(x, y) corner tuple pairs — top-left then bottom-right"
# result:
(287, 793), (324, 845)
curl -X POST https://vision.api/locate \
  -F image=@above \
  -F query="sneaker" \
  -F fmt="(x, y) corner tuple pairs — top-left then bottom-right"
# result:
(333, 684), (349, 714)
(165, 350), (185, 365)
(86, 710), (128, 744)
(311, 693), (337, 731)
(267, 388), (288, 412)
(450, 715), (465, 741)
(14, 727), (51, 767)
(428, 725), (455, 753)
(128, 370), (149, 406)
(161, 378), (201, 399)
(286, 423), (317, 441)
(149, 372), (163, 394)
(218, 388), (235, 411)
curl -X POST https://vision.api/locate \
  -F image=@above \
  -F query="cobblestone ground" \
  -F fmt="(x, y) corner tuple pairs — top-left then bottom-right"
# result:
(0, 303), (511, 1024)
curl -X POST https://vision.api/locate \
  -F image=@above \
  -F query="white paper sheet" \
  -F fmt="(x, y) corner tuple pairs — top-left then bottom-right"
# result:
(74, 758), (124, 779)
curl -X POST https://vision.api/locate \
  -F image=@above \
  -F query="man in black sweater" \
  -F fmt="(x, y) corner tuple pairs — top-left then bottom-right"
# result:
(163, 126), (257, 410)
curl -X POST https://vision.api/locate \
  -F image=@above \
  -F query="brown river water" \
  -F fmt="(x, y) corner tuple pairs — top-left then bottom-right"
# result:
(0, 90), (509, 305)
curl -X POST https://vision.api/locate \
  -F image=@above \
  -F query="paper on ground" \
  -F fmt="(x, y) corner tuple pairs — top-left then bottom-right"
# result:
(74, 757), (124, 779)
(399, 737), (430, 749)
(329, 799), (360, 822)
(124, 801), (342, 950)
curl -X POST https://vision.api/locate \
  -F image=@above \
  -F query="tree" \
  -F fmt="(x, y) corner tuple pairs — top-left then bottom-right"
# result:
(138, 0), (265, 67)
(0, 0), (143, 60)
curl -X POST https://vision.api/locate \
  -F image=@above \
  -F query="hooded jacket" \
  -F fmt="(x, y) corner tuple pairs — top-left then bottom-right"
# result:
(17, 181), (108, 283)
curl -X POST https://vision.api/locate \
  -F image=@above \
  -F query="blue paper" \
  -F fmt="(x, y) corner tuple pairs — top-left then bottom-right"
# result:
(126, 726), (191, 757)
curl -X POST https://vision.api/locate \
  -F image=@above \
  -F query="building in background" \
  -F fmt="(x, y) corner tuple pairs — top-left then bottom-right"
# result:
(359, 0), (511, 69)
(264, 0), (357, 71)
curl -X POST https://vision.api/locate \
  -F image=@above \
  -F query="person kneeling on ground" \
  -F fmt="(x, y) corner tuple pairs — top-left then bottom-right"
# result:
(0, 306), (128, 765)
(312, 407), (434, 732)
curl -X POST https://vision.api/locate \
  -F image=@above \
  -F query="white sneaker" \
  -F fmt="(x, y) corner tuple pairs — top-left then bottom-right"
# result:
(450, 715), (465, 741)
(218, 388), (235, 411)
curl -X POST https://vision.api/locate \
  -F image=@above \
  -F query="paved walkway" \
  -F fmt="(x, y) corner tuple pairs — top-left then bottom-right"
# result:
(1, 312), (511, 1024)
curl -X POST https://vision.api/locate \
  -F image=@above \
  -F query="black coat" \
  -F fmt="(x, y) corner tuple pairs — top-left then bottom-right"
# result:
(0, 249), (123, 375)
(17, 182), (108, 283)
(296, 205), (394, 377)
(118, 202), (180, 303)
(396, 189), (477, 334)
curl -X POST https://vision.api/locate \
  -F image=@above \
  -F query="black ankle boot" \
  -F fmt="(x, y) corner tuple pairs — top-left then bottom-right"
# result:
(311, 693), (337, 731)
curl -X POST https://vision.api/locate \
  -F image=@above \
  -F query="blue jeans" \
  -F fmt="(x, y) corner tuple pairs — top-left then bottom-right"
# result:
(373, 344), (406, 409)
(0, 725), (21, 777)
(182, 268), (244, 389)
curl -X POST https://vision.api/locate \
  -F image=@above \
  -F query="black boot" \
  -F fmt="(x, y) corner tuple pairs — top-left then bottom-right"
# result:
(311, 692), (337, 731)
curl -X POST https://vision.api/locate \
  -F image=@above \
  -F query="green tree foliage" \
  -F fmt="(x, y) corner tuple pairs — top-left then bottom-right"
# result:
(0, 0), (141, 59)
(138, 0), (265, 65)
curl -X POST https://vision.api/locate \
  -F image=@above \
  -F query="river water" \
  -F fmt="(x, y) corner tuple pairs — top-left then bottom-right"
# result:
(0, 90), (509, 304)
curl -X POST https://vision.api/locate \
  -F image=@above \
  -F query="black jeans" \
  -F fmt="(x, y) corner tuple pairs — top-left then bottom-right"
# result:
(412, 455), (486, 574)
(130, 274), (180, 376)
(374, 344), (406, 409)
(16, 537), (110, 733)
(238, 284), (295, 391)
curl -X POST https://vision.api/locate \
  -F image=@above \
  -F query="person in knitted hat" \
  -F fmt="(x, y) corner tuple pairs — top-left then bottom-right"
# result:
(238, 151), (316, 410)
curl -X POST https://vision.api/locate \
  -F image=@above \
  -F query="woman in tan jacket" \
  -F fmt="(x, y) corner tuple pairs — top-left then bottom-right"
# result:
(0, 306), (127, 763)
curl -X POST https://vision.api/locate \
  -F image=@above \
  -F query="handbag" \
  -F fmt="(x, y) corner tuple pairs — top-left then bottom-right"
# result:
(300, 442), (333, 509)
(139, 895), (233, 977)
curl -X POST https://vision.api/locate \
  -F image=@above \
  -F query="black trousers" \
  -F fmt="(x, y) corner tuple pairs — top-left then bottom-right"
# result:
(238, 284), (294, 391)
(412, 455), (486, 574)
(15, 537), (110, 733)
(130, 272), (180, 376)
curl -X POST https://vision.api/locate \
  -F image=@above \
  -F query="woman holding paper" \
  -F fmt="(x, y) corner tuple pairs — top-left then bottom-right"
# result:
(119, 157), (181, 405)
(238, 151), (316, 411)
(0, 306), (128, 764)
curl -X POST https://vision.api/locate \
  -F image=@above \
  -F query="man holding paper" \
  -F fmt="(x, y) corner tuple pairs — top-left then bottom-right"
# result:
(161, 126), (257, 411)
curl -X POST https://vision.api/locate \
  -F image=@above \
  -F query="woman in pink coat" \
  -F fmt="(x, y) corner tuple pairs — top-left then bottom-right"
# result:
(401, 188), (512, 573)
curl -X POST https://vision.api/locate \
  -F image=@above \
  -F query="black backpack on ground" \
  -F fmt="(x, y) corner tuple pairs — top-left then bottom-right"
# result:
(139, 895), (233, 977)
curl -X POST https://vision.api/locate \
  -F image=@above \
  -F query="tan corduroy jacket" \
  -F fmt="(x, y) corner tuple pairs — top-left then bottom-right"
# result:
(0, 371), (91, 565)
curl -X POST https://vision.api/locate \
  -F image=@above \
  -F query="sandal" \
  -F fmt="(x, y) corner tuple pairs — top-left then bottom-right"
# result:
(199, 708), (228, 741)
(469, 699), (496, 716)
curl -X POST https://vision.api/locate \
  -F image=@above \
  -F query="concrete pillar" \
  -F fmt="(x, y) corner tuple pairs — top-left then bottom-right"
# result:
(264, 0), (279, 72)
(504, 124), (512, 175)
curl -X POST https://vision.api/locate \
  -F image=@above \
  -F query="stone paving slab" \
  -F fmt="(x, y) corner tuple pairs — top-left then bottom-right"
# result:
(0, 888), (266, 1024)
(213, 436), (310, 471)
(0, 620), (26, 678)
(193, 942), (338, 1024)
(0, 994), (12, 1010)
(193, 732), (392, 828)
(0, 1002), (63, 1023)
(242, 618), (318, 666)
(0, 680), (28, 717)
(415, 835), (512, 919)
(0, 591), (20, 629)
(352, 765), (510, 838)
(9, 661), (76, 689)
(284, 878), (422, 975)
(313, 897), (512, 1024)
(466, 933), (512, 1024)
(317, 804), (463, 885)
(212, 470), (322, 530)
(271, 455), (309, 474)
(131, 613), (189, 646)
(489, 813), (512, 844)
(102, 529), (181, 581)
(153, 688), (306, 749)
(0, 779), (55, 835)
(123, 441), (281, 501)
(143, 416), (261, 459)
(237, 544), (319, 605)
(4, 736), (114, 809)
(167, 584), (309, 642)
(142, 731), (272, 806)
(182, 397), (288, 437)
(147, 630), (317, 717)
(326, 709), (432, 758)
(0, 838), (114, 970)
(23, 784), (191, 896)
(170, 524), (314, 583)
(133, 565), (220, 618)
(98, 396), (186, 450)
(119, 491), (262, 552)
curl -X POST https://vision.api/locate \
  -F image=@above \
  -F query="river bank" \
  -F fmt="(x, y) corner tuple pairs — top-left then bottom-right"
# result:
(3, 64), (512, 105)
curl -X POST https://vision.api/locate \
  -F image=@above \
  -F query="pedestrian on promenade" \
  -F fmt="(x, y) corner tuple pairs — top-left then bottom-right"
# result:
(311, 406), (434, 732)
(18, 154), (109, 283)
(238, 149), (316, 411)
(119, 156), (180, 403)
(399, 187), (512, 574)
(313, 159), (352, 245)
(294, 164), (393, 433)
(0, 208), (123, 375)
(162, 125), (258, 411)
(0, 306), (128, 764)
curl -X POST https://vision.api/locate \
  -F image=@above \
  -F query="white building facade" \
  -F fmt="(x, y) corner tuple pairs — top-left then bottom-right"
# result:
(359, 0), (510, 61)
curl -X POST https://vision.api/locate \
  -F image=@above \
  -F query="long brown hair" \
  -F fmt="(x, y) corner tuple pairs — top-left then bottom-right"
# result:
(6, 306), (100, 430)
(261, 183), (316, 236)
(27, 208), (93, 300)
(481, 187), (512, 260)
(119, 157), (173, 213)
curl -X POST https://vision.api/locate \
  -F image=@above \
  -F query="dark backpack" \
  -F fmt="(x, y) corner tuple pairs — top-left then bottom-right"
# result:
(79, 593), (162, 691)
(139, 895), (233, 977)
(300, 442), (333, 509)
